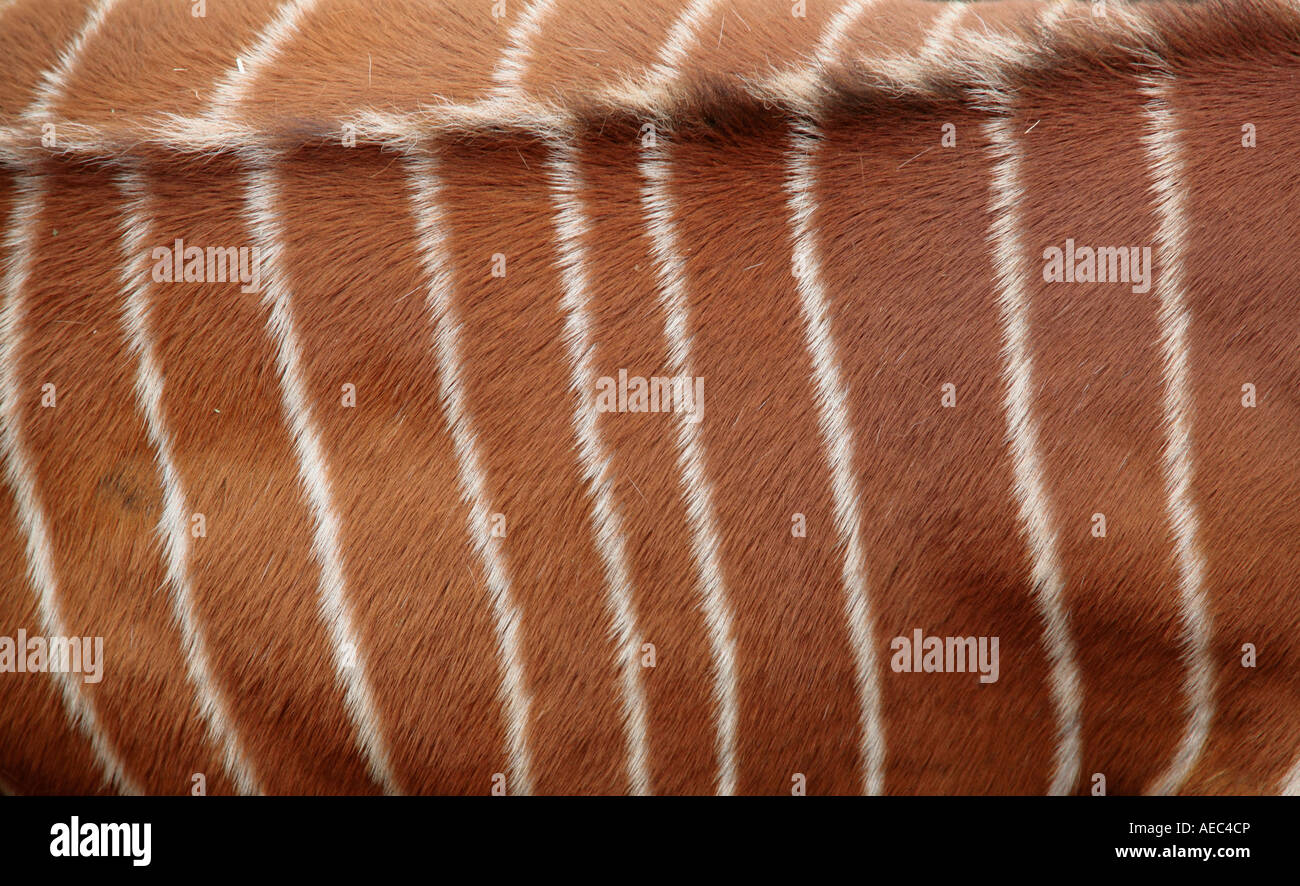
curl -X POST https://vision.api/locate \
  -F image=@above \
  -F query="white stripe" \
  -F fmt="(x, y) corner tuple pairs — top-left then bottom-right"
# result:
(1139, 74), (1215, 796)
(21, 0), (121, 127)
(983, 110), (1084, 796)
(785, 133), (887, 795)
(202, 0), (319, 122)
(633, 0), (741, 797)
(0, 0), (138, 795)
(114, 166), (262, 796)
(547, 144), (655, 795)
(200, 0), (395, 793)
(901, 2), (968, 70)
(925, 1), (971, 45)
(243, 157), (402, 795)
(0, 175), (140, 795)
(491, 0), (558, 97)
(406, 150), (537, 796)
(639, 143), (741, 795)
(814, 0), (881, 67)
(647, 0), (721, 84)
(779, 0), (889, 797)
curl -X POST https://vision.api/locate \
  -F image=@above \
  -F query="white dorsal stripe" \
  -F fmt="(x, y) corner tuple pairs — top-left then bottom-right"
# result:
(779, 0), (890, 797)
(0, 173), (140, 796)
(0, 0), (1182, 163)
(243, 157), (403, 795)
(406, 150), (537, 796)
(547, 143), (655, 796)
(202, 0), (320, 122)
(114, 165), (262, 796)
(983, 109), (1084, 796)
(0, 0), (137, 796)
(1139, 74), (1215, 797)
(640, 144), (741, 795)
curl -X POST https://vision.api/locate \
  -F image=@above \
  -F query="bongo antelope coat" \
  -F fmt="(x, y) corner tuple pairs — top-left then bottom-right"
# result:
(0, 0), (1298, 795)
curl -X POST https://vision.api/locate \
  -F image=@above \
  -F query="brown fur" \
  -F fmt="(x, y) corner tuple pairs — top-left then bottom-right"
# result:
(1, 0), (1298, 794)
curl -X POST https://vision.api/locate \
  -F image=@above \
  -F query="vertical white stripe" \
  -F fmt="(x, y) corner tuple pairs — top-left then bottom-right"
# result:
(925, 1), (971, 46)
(243, 157), (402, 795)
(0, 0), (137, 795)
(1139, 75), (1215, 796)
(202, 0), (319, 122)
(1, 177), (140, 795)
(983, 110), (1084, 796)
(547, 143), (655, 795)
(114, 166), (262, 796)
(779, 0), (889, 798)
(634, 0), (740, 797)
(406, 151), (537, 796)
(491, 0), (558, 97)
(639, 144), (741, 795)
(198, 0), (395, 793)
(785, 134), (887, 795)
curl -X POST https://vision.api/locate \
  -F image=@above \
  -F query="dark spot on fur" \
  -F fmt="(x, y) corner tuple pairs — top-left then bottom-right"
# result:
(97, 465), (153, 516)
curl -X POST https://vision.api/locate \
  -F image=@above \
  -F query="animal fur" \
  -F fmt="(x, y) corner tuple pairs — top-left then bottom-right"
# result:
(0, 0), (1297, 795)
